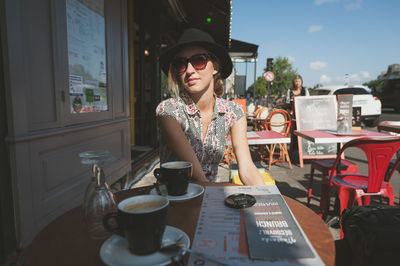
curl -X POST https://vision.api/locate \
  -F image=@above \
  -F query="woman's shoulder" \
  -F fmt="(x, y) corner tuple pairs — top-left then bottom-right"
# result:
(216, 98), (245, 121)
(156, 97), (182, 115)
(216, 97), (241, 112)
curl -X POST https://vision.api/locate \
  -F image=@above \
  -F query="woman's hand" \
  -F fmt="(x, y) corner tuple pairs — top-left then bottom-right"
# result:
(158, 116), (209, 182)
(231, 116), (265, 186)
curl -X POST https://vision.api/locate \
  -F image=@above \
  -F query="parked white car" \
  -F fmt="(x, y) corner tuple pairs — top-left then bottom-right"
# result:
(309, 85), (381, 127)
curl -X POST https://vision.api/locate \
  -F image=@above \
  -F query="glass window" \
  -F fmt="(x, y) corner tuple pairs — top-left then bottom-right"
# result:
(66, 0), (108, 114)
(309, 89), (330, 95)
(334, 88), (369, 95)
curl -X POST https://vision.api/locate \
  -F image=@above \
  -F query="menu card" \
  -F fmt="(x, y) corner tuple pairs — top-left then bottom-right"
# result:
(243, 194), (314, 260)
(188, 186), (324, 266)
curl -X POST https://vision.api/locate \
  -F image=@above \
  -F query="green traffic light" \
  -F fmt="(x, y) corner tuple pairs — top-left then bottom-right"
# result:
(206, 17), (212, 23)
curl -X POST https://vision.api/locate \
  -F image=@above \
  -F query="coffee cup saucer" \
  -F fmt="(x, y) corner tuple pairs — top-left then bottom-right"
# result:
(150, 183), (204, 203)
(100, 225), (190, 266)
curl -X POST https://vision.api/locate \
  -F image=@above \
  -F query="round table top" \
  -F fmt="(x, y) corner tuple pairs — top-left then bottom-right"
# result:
(25, 183), (335, 265)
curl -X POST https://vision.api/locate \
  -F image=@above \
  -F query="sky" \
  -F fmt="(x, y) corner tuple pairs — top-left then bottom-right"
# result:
(231, 0), (400, 89)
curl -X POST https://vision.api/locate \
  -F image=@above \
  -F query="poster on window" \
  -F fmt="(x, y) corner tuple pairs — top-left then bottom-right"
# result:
(66, 0), (108, 114)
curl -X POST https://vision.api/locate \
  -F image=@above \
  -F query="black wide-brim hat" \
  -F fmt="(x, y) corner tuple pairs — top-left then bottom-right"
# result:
(160, 28), (233, 79)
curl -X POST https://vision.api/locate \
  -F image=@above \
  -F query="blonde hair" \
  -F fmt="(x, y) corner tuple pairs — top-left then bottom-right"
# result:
(167, 68), (181, 98)
(292, 75), (303, 89)
(166, 52), (225, 98)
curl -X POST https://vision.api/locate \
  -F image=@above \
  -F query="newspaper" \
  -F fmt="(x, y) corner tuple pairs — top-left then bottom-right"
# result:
(188, 186), (325, 266)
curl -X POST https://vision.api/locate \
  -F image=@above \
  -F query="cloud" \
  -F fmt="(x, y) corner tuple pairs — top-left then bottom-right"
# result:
(286, 56), (295, 64)
(319, 74), (332, 84)
(345, 0), (363, 11)
(309, 61), (328, 71)
(314, 0), (362, 10)
(314, 0), (339, 6)
(335, 71), (371, 83)
(308, 25), (323, 33)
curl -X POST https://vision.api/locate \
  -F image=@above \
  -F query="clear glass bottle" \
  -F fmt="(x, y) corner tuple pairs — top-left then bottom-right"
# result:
(82, 164), (98, 214)
(80, 150), (111, 213)
(84, 167), (117, 239)
(79, 150), (117, 239)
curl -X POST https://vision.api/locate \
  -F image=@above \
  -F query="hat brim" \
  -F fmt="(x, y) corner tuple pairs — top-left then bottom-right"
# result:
(160, 41), (233, 79)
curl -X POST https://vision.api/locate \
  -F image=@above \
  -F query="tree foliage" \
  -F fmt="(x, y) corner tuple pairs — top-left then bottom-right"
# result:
(247, 56), (297, 97)
(267, 57), (298, 96)
(246, 76), (267, 97)
(363, 79), (385, 94)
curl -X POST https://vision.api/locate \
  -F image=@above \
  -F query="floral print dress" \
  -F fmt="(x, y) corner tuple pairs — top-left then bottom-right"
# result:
(156, 92), (244, 182)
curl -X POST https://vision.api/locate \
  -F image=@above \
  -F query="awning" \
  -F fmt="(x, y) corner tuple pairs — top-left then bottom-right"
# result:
(229, 39), (258, 62)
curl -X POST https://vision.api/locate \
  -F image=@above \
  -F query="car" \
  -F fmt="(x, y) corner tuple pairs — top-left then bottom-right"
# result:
(309, 85), (381, 127)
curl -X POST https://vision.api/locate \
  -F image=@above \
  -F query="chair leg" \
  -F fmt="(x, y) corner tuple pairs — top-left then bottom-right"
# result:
(307, 166), (315, 206)
(386, 186), (394, 205)
(363, 195), (371, 205)
(281, 143), (292, 169)
(269, 144), (276, 170)
(338, 189), (356, 239)
(319, 183), (331, 219)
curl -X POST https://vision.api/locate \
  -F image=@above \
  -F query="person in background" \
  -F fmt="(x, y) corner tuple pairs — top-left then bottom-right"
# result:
(285, 75), (307, 162)
(285, 74), (306, 115)
(156, 28), (264, 185)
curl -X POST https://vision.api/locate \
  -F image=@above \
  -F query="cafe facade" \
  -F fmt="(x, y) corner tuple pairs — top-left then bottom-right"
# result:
(0, 0), (231, 261)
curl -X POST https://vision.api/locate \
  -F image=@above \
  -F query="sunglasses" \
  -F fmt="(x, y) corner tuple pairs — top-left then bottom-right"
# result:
(171, 53), (211, 74)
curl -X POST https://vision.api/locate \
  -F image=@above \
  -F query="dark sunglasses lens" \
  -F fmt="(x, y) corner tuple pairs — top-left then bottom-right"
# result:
(191, 55), (207, 70)
(172, 58), (188, 73)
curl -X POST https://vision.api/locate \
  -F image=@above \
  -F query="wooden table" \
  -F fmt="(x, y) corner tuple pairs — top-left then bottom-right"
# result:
(25, 183), (335, 266)
(294, 129), (391, 167)
(378, 121), (400, 134)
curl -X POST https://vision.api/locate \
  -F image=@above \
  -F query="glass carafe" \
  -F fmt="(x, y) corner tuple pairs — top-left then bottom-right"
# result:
(79, 150), (117, 239)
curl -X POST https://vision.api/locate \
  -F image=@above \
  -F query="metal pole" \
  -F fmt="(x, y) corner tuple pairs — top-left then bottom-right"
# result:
(267, 81), (272, 109)
(253, 58), (257, 98)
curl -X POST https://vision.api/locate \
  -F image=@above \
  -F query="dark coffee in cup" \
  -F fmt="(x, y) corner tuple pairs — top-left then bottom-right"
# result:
(154, 161), (192, 196)
(103, 195), (169, 254)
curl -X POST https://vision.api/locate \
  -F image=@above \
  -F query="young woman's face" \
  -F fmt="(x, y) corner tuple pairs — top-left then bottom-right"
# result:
(294, 78), (302, 89)
(173, 46), (218, 95)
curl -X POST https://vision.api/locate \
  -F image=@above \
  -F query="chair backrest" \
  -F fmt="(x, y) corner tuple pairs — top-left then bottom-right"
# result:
(330, 137), (400, 193)
(254, 105), (268, 120)
(264, 109), (291, 136)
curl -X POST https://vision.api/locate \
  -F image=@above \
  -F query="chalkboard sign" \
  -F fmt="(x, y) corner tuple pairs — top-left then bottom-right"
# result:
(294, 95), (337, 160)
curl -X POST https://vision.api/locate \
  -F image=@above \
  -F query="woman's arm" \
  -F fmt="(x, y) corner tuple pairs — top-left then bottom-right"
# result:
(158, 116), (209, 182)
(231, 116), (265, 186)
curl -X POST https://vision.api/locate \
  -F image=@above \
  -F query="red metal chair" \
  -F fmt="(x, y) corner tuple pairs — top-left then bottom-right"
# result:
(318, 136), (400, 238)
(307, 159), (358, 206)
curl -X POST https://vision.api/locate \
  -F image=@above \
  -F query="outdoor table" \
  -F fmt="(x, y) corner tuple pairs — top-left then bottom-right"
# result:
(294, 129), (392, 168)
(226, 130), (290, 146)
(25, 182), (335, 266)
(377, 121), (400, 134)
(226, 130), (291, 169)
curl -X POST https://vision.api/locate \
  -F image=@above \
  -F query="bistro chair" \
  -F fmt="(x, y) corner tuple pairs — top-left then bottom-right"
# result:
(307, 159), (358, 206)
(318, 136), (400, 238)
(224, 99), (246, 167)
(259, 109), (292, 169)
(253, 105), (268, 131)
(223, 145), (236, 167)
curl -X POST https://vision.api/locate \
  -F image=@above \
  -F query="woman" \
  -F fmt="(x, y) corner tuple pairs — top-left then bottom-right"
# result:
(285, 75), (306, 161)
(156, 28), (264, 185)
(285, 75), (306, 115)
